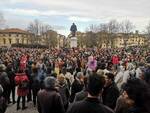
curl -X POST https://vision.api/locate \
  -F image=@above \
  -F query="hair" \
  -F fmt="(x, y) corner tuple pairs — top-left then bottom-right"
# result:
(87, 72), (105, 96)
(50, 72), (57, 78)
(32, 67), (38, 73)
(57, 74), (65, 84)
(76, 72), (83, 79)
(44, 77), (56, 89)
(105, 73), (115, 81)
(123, 78), (150, 112)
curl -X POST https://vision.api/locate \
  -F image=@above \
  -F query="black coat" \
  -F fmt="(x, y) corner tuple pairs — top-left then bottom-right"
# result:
(102, 82), (120, 109)
(67, 97), (114, 113)
(31, 73), (40, 90)
(37, 88), (65, 113)
(74, 89), (88, 102)
(58, 83), (70, 110)
(70, 79), (83, 102)
(0, 96), (7, 113)
(0, 72), (10, 90)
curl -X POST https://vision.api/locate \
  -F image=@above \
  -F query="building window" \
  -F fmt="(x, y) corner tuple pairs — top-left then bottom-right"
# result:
(3, 38), (6, 44)
(9, 39), (12, 44)
(22, 38), (24, 44)
(16, 39), (19, 44)
(16, 34), (19, 37)
(9, 34), (11, 37)
(3, 34), (5, 36)
(27, 39), (29, 44)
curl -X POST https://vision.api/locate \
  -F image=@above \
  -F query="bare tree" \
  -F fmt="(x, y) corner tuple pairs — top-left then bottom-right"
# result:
(27, 19), (52, 44)
(85, 31), (97, 47)
(119, 20), (134, 48)
(107, 19), (119, 33)
(107, 19), (119, 48)
(96, 23), (109, 48)
(44, 30), (58, 48)
(76, 32), (86, 48)
(86, 24), (100, 33)
(146, 21), (150, 47)
(0, 12), (5, 28)
(27, 19), (41, 36)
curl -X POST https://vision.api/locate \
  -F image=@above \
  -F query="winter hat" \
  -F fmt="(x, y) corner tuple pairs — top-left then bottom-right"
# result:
(44, 77), (56, 89)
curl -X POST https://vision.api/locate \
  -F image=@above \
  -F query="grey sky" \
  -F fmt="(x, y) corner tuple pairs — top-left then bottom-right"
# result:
(0, 0), (150, 35)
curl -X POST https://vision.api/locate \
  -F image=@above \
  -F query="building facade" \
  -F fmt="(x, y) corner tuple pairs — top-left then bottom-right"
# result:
(0, 28), (66, 48)
(76, 31), (147, 48)
(0, 28), (147, 48)
(0, 28), (33, 47)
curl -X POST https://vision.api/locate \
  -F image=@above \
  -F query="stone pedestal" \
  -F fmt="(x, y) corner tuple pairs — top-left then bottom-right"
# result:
(70, 37), (77, 48)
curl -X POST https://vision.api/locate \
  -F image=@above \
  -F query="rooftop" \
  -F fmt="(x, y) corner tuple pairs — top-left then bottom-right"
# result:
(0, 28), (31, 34)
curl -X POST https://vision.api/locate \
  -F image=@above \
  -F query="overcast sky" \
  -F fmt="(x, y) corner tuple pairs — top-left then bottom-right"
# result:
(0, 0), (150, 36)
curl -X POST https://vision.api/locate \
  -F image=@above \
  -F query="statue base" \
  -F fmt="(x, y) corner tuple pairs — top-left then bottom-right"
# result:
(70, 37), (77, 48)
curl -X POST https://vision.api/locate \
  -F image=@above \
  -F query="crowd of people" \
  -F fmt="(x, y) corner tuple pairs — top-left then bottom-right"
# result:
(0, 46), (150, 113)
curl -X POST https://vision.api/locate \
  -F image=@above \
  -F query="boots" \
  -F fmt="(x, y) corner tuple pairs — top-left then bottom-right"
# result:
(17, 96), (21, 110)
(22, 96), (28, 110)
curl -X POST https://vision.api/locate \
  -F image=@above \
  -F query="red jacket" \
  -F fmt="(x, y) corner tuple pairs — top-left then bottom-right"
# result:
(15, 73), (29, 96)
(112, 56), (119, 65)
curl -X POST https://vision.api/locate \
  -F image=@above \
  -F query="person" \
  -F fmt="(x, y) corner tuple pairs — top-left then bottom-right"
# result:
(115, 92), (134, 113)
(144, 57), (150, 86)
(70, 72), (84, 102)
(135, 62), (144, 79)
(66, 72), (114, 113)
(31, 67), (40, 107)
(74, 76), (88, 102)
(56, 74), (70, 111)
(0, 85), (7, 113)
(15, 69), (29, 110)
(6, 62), (16, 104)
(102, 73), (120, 109)
(123, 63), (135, 84)
(115, 78), (150, 113)
(37, 77), (65, 113)
(115, 65), (124, 91)
(0, 64), (10, 104)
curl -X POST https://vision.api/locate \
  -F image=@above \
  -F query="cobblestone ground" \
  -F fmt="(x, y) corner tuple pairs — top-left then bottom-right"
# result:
(6, 101), (38, 113)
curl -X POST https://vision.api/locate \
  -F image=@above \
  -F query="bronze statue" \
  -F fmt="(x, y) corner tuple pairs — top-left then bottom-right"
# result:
(70, 23), (77, 37)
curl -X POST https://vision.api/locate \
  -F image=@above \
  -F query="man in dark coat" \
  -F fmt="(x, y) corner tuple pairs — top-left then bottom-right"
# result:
(0, 64), (10, 104)
(74, 76), (88, 102)
(31, 68), (40, 107)
(37, 77), (65, 113)
(57, 74), (70, 111)
(0, 85), (7, 113)
(6, 63), (16, 104)
(70, 72), (84, 103)
(66, 72), (114, 113)
(102, 73), (120, 109)
(144, 57), (150, 86)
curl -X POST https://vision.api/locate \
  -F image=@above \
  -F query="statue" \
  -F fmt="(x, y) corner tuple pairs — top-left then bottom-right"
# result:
(70, 23), (77, 37)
